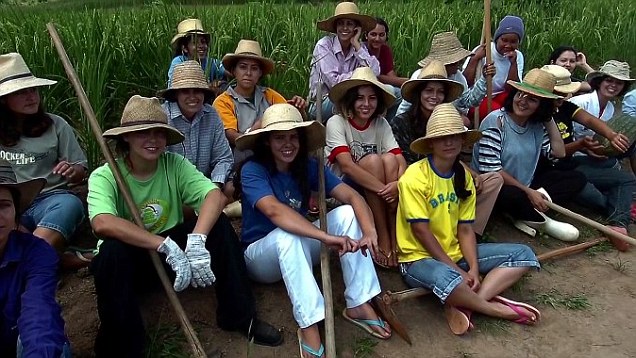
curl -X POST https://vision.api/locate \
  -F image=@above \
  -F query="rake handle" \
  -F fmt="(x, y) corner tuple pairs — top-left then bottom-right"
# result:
(46, 23), (207, 358)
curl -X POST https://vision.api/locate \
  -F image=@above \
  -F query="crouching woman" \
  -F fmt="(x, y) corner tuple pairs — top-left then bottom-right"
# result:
(397, 104), (541, 335)
(234, 103), (390, 357)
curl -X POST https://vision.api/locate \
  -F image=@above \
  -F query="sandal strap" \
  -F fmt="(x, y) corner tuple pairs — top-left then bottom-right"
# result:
(355, 318), (386, 328)
(300, 342), (324, 357)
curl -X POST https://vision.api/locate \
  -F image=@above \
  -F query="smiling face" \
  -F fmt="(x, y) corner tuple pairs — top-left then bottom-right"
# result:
(232, 58), (263, 94)
(598, 77), (625, 99)
(366, 23), (387, 50)
(123, 128), (168, 163)
(0, 187), (16, 243)
(512, 90), (540, 120)
(495, 33), (520, 56)
(267, 129), (300, 172)
(335, 18), (359, 44)
(419, 82), (447, 113)
(183, 35), (208, 61)
(353, 85), (379, 122)
(554, 50), (577, 73)
(2, 87), (41, 116)
(430, 134), (463, 161)
(176, 88), (205, 119)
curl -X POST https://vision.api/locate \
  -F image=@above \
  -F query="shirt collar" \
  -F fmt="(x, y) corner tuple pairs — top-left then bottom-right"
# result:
(227, 85), (267, 103)
(163, 101), (212, 121)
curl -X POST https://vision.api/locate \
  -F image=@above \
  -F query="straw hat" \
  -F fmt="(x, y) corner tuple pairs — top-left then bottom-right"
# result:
(541, 65), (581, 94)
(158, 60), (214, 101)
(400, 60), (465, 104)
(409, 103), (482, 155)
(170, 19), (211, 51)
(329, 67), (395, 107)
(417, 32), (473, 68)
(586, 60), (635, 83)
(103, 95), (185, 146)
(317, 2), (376, 33)
(0, 53), (57, 98)
(506, 69), (562, 99)
(0, 160), (45, 215)
(222, 39), (275, 76)
(235, 103), (325, 152)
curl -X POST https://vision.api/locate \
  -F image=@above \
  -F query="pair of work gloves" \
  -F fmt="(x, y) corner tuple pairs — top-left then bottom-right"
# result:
(157, 234), (215, 292)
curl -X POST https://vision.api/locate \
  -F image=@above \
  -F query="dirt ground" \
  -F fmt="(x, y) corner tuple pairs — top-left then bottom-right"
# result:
(58, 212), (636, 358)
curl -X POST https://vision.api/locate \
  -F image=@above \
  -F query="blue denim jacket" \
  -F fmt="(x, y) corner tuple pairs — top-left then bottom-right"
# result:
(0, 231), (67, 357)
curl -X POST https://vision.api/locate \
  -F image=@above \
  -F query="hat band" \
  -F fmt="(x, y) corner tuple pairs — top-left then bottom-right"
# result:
(0, 72), (33, 85)
(555, 78), (573, 86)
(236, 51), (261, 57)
(120, 120), (168, 127)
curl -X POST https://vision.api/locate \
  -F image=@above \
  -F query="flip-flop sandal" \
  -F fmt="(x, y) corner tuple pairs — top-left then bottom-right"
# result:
(297, 328), (324, 358)
(443, 304), (471, 335)
(373, 248), (393, 269)
(491, 295), (541, 324)
(341, 308), (391, 340)
(64, 250), (92, 262)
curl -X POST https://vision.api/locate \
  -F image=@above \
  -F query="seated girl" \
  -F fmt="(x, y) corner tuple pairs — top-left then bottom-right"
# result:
(234, 103), (390, 358)
(325, 67), (407, 267)
(546, 45), (593, 93)
(397, 103), (541, 335)
(472, 69), (586, 242)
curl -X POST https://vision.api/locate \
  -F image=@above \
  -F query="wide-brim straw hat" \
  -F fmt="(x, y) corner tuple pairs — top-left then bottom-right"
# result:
(329, 67), (395, 107)
(410, 103), (482, 155)
(317, 2), (376, 33)
(0, 160), (46, 215)
(158, 60), (214, 101)
(400, 60), (464, 104)
(235, 103), (325, 152)
(222, 39), (275, 76)
(103, 95), (185, 146)
(417, 31), (473, 68)
(170, 18), (211, 51)
(507, 68), (562, 99)
(541, 65), (581, 94)
(586, 60), (635, 83)
(0, 52), (57, 98)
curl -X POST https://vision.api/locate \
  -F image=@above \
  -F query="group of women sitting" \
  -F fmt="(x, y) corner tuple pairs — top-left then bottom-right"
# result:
(1, 1), (635, 356)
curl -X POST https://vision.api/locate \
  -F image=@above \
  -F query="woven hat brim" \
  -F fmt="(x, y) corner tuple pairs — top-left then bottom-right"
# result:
(553, 81), (582, 95)
(235, 121), (326, 152)
(417, 48), (473, 68)
(222, 54), (275, 75)
(316, 14), (376, 33)
(103, 123), (185, 146)
(585, 70), (635, 83)
(0, 76), (57, 97)
(506, 80), (562, 99)
(170, 32), (211, 50)
(0, 177), (46, 215)
(329, 78), (396, 108)
(410, 130), (482, 155)
(400, 78), (464, 104)
(158, 83), (214, 101)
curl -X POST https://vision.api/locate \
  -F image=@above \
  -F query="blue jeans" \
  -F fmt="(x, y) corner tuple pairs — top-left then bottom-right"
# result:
(572, 156), (636, 228)
(21, 189), (85, 240)
(16, 336), (71, 358)
(400, 243), (540, 303)
(308, 96), (335, 123)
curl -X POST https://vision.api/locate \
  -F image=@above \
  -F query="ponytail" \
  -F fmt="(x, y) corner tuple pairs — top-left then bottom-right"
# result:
(452, 158), (471, 200)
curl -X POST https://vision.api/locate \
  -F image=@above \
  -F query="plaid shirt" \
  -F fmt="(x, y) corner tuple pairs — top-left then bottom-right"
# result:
(390, 112), (427, 165)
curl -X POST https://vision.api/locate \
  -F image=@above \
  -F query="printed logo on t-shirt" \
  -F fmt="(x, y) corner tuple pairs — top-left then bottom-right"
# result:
(349, 140), (377, 163)
(429, 191), (459, 212)
(557, 121), (571, 140)
(0, 150), (38, 165)
(139, 199), (170, 233)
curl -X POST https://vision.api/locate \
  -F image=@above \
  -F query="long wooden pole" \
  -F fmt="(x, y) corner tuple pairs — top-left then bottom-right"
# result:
(46, 23), (207, 358)
(315, 78), (336, 357)
(484, 0), (493, 114)
(473, 22), (486, 130)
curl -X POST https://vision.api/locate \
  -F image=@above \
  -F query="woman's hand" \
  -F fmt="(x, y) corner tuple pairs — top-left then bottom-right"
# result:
(610, 132), (630, 153)
(351, 27), (362, 51)
(503, 50), (517, 63)
(357, 232), (378, 259)
(53, 160), (85, 183)
(473, 44), (487, 60)
(466, 268), (481, 292)
(482, 62), (496, 77)
(526, 188), (549, 212)
(578, 136), (608, 158)
(287, 96), (307, 110)
(324, 235), (359, 256)
(377, 181), (398, 203)
(576, 52), (588, 68)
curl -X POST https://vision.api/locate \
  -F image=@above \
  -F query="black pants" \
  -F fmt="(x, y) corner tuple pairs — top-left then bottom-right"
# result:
(495, 169), (587, 221)
(90, 214), (255, 357)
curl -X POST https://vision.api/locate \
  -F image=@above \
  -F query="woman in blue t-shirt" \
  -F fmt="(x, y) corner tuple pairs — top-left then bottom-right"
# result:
(234, 103), (391, 357)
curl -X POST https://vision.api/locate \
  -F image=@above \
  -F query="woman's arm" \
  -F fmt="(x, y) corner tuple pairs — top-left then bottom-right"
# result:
(192, 189), (226, 235)
(574, 109), (629, 153)
(92, 214), (165, 249)
(378, 71), (408, 87)
(545, 119), (566, 158)
(330, 183), (378, 256)
(456, 222), (480, 290)
(411, 221), (464, 271)
(498, 170), (549, 212)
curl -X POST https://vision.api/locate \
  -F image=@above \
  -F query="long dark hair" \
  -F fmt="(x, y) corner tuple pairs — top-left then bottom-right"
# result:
(452, 158), (471, 200)
(337, 85), (388, 120)
(0, 101), (52, 147)
(406, 81), (450, 135)
(172, 33), (209, 58)
(503, 88), (555, 123)
(589, 75), (631, 98)
(234, 130), (311, 210)
(546, 45), (578, 65)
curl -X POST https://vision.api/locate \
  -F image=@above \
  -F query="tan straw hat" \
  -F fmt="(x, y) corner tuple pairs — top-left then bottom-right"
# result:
(103, 95), (185, 146)
(329, 67), (396, 107)
(158, 60), (214, 101)
(410, 103), (482, 155)
(417, 31), (473, 68)
(541, 65), (581, 94)
(586, 60), (635, 83)
(317, 2), (376, 33)
(235, 103), (325, 152)
(0, 160), (45, 215)
(222, 39), (275, 76)
(0, 53), (57, 98)
(170, 19), (211, 51)
(507, 69), (562, 99)
(400, 60), (465, 104)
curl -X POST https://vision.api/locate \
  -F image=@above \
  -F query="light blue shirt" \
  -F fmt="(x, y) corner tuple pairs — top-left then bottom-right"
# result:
(623, 89), (636, 117)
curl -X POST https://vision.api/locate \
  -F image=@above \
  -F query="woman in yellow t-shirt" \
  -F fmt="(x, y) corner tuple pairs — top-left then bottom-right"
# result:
(396, 103), (540, 335)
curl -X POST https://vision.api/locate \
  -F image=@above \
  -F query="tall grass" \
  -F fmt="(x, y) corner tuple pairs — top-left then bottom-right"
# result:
(0, 0), (633, 168)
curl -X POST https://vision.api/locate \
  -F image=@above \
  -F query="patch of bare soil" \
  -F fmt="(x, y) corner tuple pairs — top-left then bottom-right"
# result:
(59, 213), (636, 358)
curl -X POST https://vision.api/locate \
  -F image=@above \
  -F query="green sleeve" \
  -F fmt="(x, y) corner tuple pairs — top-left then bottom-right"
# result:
(87, 164), (120, 221)
(172, 153), (217, 212)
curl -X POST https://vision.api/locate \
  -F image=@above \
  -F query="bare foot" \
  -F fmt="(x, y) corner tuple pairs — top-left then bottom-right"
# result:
(345, 303), (391, 338)
(298, 325), (324, 358)
(491, 301), (538, 324)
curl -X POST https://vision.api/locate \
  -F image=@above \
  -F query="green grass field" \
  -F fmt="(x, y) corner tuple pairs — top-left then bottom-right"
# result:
(0, 0), (634, 168)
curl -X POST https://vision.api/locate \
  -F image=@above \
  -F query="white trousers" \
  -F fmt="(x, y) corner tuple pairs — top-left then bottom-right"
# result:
(244, 205), (381, 328)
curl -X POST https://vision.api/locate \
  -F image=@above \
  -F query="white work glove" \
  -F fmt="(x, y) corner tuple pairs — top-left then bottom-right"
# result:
(185, 233), (216, 288)
(157, 236), (192, 292)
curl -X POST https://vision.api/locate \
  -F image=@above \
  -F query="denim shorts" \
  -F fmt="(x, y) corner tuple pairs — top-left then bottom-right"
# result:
(21, 189), (85, 240)
(400, 243), (540, 303)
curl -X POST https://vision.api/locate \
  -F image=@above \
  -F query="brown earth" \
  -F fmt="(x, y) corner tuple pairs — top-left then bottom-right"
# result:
(58, 212), (636, 358)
